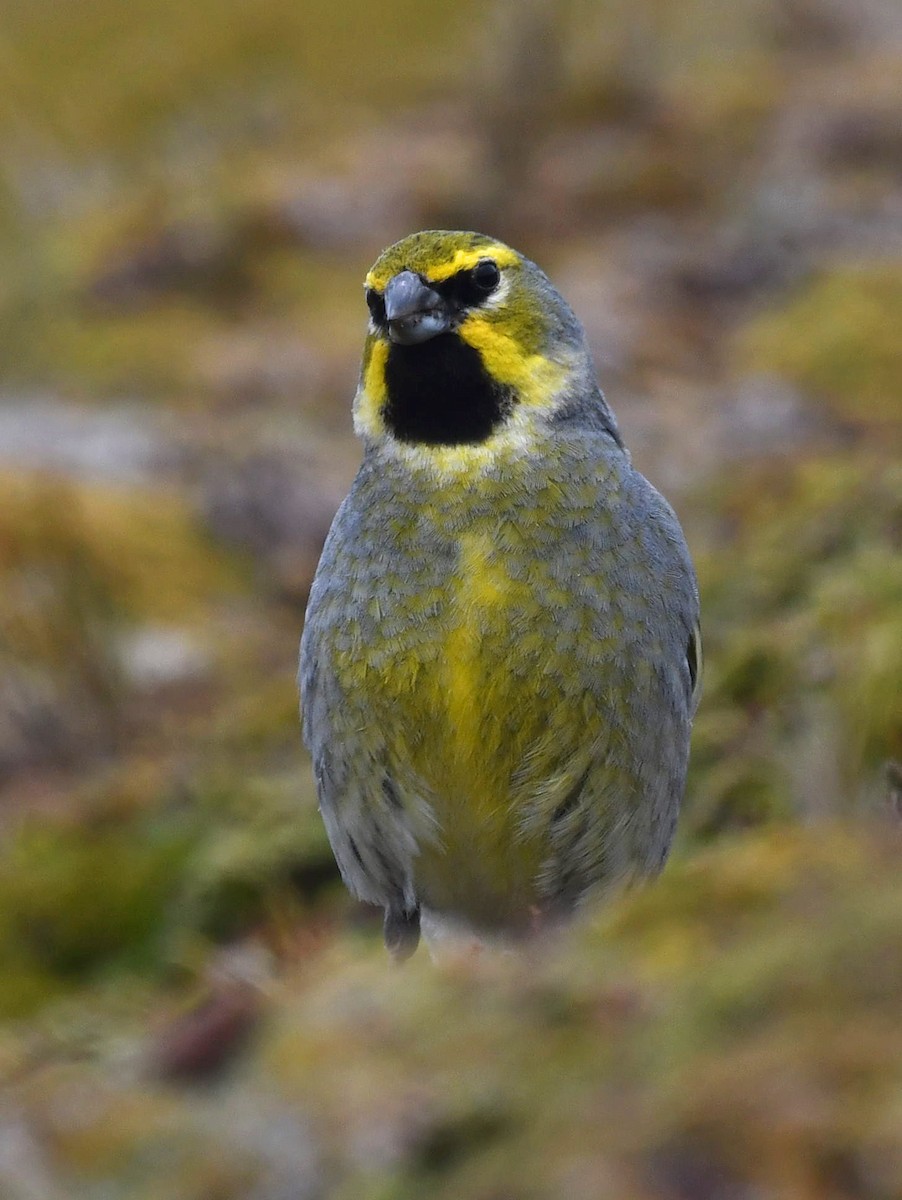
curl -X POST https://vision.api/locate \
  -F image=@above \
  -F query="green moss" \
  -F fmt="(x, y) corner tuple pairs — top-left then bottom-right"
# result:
(0, 472), (244, 759)
(735, 265), (902, 426)
(683, 756), (792, 844)
(182, 771), (338, 939)
(0, 472), (240, 626)
(27, 303), (220, 397)
(684, 455), (902, 837)
(0, 817), (193, 1018)
(0, 762), (339, 1021)
(0, 0), (479, 159)
(812, 545), (902, 767)
(3, 826), (902, 1197)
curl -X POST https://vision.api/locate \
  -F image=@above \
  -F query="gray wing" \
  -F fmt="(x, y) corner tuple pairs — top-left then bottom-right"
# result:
(299, 484), (424, 918)
(532, 466), (701, 910)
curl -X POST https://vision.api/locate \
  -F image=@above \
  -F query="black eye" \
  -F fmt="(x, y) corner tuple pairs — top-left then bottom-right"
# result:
(366, 287), (386, 325)
(471, 259), (501, 292)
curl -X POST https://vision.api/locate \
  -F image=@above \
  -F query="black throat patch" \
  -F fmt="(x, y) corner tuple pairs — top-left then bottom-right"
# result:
(382, 334), (515, 446)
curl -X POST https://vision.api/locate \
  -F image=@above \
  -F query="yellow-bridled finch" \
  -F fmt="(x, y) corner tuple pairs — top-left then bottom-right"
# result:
(300, 231), (701, 959)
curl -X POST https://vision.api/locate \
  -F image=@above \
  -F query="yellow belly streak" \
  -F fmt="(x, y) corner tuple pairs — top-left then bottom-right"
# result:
(411, 531), (544, 925)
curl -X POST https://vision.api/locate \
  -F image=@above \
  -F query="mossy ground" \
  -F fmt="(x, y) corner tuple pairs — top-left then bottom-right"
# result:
(3, 824), (901, 1199)
(1, 0), (900, 1195)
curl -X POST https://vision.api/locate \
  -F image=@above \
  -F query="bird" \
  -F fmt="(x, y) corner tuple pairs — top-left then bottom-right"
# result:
(299, 230), (701, 960)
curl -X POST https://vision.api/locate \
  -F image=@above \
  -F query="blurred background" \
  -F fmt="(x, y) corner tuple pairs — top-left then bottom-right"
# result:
(0, 0), (900, 1196)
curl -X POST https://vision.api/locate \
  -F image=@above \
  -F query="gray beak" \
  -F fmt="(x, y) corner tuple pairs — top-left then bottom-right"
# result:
(384, 270), (451, 345)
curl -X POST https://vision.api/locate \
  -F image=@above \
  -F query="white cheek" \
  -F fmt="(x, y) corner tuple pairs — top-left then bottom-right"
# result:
(479, 275), (513, 311)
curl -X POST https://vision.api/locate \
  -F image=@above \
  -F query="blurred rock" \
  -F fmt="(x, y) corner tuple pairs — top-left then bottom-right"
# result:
(553, 246), (646, 379)
(0, 664), (95, 780)
(195, 329), (325, 405)
(674, 234), (799, 303)
(115, 626), (212, 690)
(150, 979), (261, 1082)
(772, 0), (902, 51)
(89, 218), (255, 308)
(200, 451), (342, 600)
(886, 761), (902, 821)
(271, 170), (415, 251)
(818, 109), (902, 173)
(718, 375), (821, 459)
(200, 1093), (322, 1200)
(0, 1110), (69, 1200)
(0, 399), (174, 486)
(150, 941), (274, 1083)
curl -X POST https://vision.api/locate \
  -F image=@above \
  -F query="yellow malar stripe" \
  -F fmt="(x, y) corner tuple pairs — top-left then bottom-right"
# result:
(354, 337), (390, 439)
(459, 315), (566, 409)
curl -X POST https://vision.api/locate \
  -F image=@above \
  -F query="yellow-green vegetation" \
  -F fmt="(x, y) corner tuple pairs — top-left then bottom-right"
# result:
(0, 0), (481, 156)
(3, 824), (901, 1198)
(0, 765), (335, 1020)
(0, 471), (238, 624)
(685, 455), (902, 838)
(11, 302), (223, 398)
(735, 265), (902, 426)
(0, 471), (240, 743)
(179, 769), (338, 940)
(0, 0), (480, 401)
(0, 814), (193, 1018)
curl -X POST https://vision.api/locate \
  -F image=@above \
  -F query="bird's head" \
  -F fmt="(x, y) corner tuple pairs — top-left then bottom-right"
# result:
(353, 230), (608, 461)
